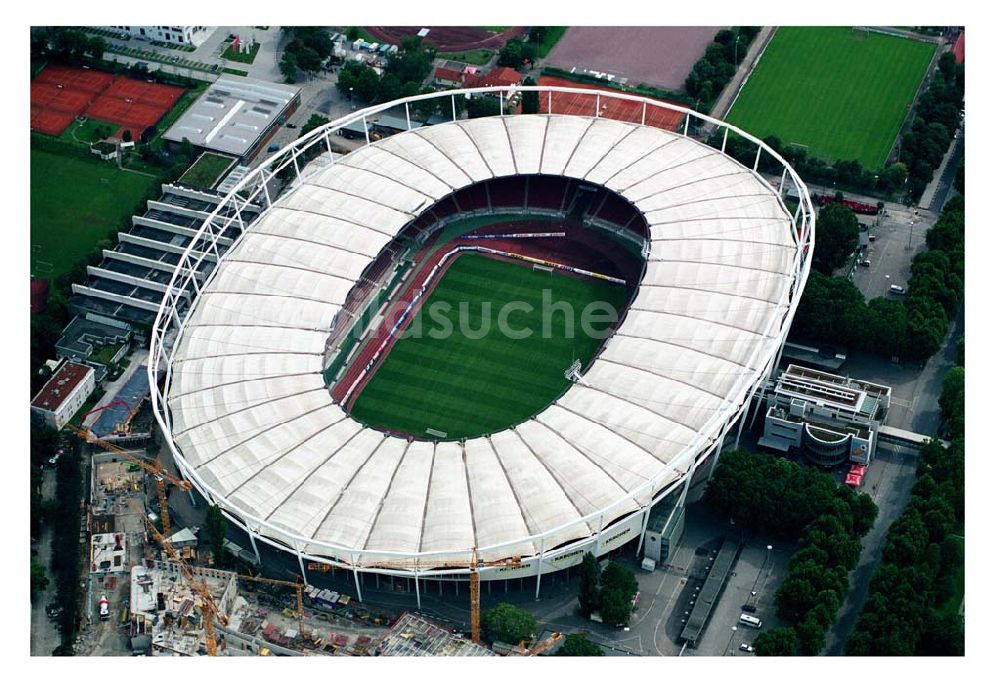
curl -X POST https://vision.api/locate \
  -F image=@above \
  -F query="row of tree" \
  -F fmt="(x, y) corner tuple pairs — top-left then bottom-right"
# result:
(790, 195), (964, 362)
(49, 443), (84, 654)
(684, 27), (760, 109)
(900, 51), (964, 201)
(31, 27), (106, 64)
(715, 131), (909, 198)
(704, 451), (877, 656)
(577, 553), (639, 627)
(846, 435), (965, 655)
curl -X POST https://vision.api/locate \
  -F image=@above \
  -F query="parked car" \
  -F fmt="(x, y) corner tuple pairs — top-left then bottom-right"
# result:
(739, 643), (755, 653)
(889, 284), (907, 295)
(47, 449), (65, 466)
(741, 603), (757, 613)
(868, 234), (877, 242)
(861, 259), (872, 267)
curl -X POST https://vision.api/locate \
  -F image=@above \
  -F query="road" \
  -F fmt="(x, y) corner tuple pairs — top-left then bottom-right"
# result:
(927, 127), (964, 213)
(822, 300), (963, 654)
(30, 468), (62, 656)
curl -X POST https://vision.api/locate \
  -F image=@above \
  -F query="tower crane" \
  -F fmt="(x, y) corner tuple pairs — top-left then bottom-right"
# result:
(518, 631), (563, 656)
(362, 548), (522, 645)
(135, 501), (229, 655)
(70, 424), (192, 540)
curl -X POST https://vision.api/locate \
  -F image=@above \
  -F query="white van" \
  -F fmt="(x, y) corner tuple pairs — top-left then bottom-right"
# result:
(739, 613), (762, 628)
(889, 285), (907, 295)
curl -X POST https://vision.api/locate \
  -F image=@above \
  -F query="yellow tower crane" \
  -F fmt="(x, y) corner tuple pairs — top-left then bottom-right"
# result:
(363, 549), (522, 645)
(518, 632), (564, 656)
(70, 424), (192, 540)
(135, 502), (229, 655)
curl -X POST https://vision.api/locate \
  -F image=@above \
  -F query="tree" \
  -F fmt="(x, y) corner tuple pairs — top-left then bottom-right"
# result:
(598, 586), (633, 627)
(938, 367), (964, 438)
(345, 27), (360, 42)
(497, 39), (523, 67)
(577, 552), (601, 616)
(481, 603), (536, 644)
(863, 297), (909, 358)
(85, 36), (106, 60)
(600, 561), (638, 601)
(754, 627), (798, 656)
(467, 96), (499, 119)
(795, 611), (827, 655)
(203, 503), (227, 565)
(598, 561), (638, 626)
(121, 129), (133, 143)
(31, 558), (50, 598)
(555, 632), (604, 656)
(299, 113), (330, 138)
(813, 202), (860, 274)
(528, 27), (549, 44)
(521, 77), (539, 114)
(883, 161), (909, 193)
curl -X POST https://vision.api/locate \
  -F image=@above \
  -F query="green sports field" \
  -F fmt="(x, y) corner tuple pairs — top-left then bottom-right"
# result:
(350, 253), (628, 440)
(726, 26), (936, 169)
(31, 148), (160, 280)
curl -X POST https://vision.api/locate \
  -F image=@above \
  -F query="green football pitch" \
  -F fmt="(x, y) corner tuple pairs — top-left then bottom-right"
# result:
(31, 148), (160, 280)
(349, 253), (628, 440)
(726, 26), (936, 169)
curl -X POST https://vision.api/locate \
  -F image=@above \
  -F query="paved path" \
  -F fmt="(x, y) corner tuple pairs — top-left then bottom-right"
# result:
(708, 27), (777, 124)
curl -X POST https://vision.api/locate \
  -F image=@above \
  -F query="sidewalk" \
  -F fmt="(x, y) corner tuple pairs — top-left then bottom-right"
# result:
(917, 126), (964, 210)
(708, 26), (777, 125)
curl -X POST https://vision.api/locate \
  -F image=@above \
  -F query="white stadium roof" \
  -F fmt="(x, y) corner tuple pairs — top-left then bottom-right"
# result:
(165, 112), (801, 567)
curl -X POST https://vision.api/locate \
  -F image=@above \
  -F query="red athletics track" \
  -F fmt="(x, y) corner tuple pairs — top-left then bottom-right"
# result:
(332, 221), (640, 411)
(535, 75), (687, 132)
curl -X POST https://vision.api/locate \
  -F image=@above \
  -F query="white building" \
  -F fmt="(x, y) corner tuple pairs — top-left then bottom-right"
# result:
(30, 360), (96, 430)
(103, 26), (214, 47)
(759, 364), (891, 467)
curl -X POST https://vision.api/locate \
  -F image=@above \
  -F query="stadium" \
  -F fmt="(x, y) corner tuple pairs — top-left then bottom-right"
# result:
(149, 86), (815, 601)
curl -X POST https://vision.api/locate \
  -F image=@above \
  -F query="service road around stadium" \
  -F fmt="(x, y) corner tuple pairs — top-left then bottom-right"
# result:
(150, 86), (814, 597)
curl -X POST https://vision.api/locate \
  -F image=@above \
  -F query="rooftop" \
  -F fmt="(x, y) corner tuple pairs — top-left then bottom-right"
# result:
(775, 364), (890, 420)
(163, 76), (301, 157)
(31, 361), (93, 412)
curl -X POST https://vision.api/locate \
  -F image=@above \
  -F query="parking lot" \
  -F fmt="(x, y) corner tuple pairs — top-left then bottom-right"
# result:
(842, 201), (933, 302)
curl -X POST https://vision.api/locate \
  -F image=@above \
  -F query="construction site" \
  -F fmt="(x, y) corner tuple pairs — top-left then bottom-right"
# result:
(71, 426), (549, 657)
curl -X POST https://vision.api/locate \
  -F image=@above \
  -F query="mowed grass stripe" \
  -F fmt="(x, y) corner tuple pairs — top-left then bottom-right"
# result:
(350, 253), (627, 439)
(726, 26), (935, 169)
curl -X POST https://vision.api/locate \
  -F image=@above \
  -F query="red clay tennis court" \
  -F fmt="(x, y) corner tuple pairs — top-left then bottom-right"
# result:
(536, 75), (687, 132)
(30, 64), (184, 137)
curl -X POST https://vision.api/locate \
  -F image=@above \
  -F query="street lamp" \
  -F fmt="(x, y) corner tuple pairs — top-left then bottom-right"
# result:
(727, 625), (739, 656)
(907, 220), (915, 250)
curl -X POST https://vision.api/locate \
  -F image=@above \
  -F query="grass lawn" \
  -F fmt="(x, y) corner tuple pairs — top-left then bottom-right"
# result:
(726, 26), (936, 169)
(179, 152), (235, 190)
(31, 148), (160, 280)
(222, 41), (260, 64)
(535, 26), (567, 58)
(350, 253), (627, 440)
(59, 118), (120, 145)
(440, 48), (495, 66)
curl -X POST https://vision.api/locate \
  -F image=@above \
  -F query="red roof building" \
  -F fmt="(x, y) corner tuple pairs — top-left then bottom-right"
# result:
(30, 360), (96, 429)
(475, 66), (522, 88)
(433, 67), (464, 86)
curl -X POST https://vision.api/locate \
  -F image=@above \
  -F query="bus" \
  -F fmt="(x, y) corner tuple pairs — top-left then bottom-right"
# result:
(739, 614), (762, 628)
